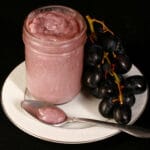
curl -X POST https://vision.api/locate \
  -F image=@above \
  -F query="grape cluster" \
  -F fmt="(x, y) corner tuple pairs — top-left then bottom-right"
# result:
(82, 16), (147, 125)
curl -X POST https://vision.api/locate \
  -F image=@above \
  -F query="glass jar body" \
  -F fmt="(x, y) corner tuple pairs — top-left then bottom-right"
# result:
(23, 5), (87, 104)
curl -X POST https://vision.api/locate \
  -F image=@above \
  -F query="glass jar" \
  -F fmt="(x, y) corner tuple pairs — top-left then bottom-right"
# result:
(22, 5), (87, 104)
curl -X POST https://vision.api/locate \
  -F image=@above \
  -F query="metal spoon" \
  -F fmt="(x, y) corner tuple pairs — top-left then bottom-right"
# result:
(21, 99), (150, 138)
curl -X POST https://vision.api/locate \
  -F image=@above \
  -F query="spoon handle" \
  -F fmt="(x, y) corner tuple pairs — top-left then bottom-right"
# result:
(73, 117), (150, 138)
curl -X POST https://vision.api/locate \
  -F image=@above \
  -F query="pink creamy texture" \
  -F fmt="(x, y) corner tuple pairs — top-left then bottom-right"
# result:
(28, 11), (81, 41)
(25, 49), (83, 104)
(21, 100), (67, 124)
(38, 106), (67, 124)
(23, 6), (87, 104)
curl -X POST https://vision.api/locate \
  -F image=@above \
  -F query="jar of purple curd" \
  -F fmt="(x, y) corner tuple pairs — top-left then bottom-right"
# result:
(22, 5), (87, 104)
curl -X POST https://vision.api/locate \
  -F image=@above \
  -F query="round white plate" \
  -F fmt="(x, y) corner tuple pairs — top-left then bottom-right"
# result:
(1, 62), (149, 144)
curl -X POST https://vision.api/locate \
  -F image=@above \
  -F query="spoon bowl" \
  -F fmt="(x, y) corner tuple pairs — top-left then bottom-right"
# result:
(21, 99), (150, 138)
(21, 100), (67, 125)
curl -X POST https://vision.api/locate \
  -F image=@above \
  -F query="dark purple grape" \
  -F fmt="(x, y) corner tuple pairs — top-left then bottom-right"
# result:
(93, 22), (103, 34)
(96, 32), (117, 51)
(84, 44), (103, 66)
(90, 86), (101, 98)
(122, 89), (136, 107)
(100, 79), (119, 97)
(99, 97), (118, 118)
(117, 74), (125, 84)
(124, 75), (147, 94)
(83, 67), (102, 88)
(114, 40), (126, 55)
(89, 77), (118, 98)
(90, 79), (119, 98)
(114, 54), (132, 74)
(113, 104), (131, 124)
(102, 59), (111, 74)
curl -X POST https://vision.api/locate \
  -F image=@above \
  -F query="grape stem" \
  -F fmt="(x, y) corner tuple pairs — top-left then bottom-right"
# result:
(111, 71), (123, 105)
(86, 15), (114, 38)
(103, 51), (123, 105)
(103, 52), (111, 64)
(86, 15), (124, 105)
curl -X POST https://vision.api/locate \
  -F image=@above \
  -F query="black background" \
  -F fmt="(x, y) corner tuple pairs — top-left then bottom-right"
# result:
(0, 0), (150, 149)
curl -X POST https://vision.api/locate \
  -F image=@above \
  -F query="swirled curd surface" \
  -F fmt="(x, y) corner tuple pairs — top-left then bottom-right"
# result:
(27, 10), (83, 41)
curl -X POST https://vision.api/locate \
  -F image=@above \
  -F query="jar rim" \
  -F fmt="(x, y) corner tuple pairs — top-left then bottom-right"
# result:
(23, 5), (87, 46)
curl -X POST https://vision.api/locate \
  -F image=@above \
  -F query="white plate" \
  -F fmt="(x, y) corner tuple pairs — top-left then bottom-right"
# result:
(1, 62), (149, 144)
